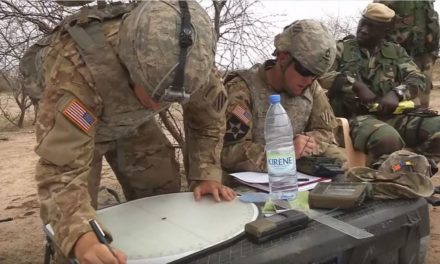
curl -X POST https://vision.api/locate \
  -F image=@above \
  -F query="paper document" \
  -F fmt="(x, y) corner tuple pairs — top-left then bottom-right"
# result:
(230, 171), (331, 192)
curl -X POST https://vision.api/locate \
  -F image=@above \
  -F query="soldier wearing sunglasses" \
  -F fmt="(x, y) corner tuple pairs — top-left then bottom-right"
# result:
(221, 19), (346, 174)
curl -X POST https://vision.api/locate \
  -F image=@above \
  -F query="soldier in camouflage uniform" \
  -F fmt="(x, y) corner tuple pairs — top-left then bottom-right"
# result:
(222, 20), (346, 175)
(375, 0), (439, 107)
(20, 1), (235, 263)
(320, 3), (440, 166)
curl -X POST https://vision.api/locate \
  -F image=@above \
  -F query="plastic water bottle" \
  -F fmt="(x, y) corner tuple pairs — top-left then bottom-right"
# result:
(265, 94), (298, 201)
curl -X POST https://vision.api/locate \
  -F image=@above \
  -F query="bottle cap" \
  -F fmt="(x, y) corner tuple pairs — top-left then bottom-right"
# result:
(269, 94), (281, 104)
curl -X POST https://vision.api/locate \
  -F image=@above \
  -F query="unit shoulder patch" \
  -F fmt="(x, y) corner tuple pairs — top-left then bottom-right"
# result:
(224, 115), (250, 143)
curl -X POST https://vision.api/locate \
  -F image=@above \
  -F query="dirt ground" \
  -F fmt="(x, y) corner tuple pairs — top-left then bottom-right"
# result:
(1, 79), (440, 264)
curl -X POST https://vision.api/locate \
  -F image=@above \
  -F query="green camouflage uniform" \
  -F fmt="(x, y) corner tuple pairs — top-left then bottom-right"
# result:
(320, 38), (440, 164)
(375, 0), (440, 107)
(222, 61), (346, 173)
(29, 3), (226, 257)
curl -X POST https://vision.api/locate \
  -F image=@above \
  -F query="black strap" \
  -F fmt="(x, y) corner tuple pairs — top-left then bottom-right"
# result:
(161, 1), (192, 102)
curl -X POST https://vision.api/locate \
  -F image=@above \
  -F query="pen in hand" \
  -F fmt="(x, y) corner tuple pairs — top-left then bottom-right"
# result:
(89, 219), (117, 257)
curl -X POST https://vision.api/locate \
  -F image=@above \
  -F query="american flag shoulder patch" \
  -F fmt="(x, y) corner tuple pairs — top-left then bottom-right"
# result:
(63, 99), (96, 133)
(231, 104), (251, 125)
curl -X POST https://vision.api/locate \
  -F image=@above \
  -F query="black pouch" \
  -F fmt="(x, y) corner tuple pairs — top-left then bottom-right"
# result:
(297, 156), (344, 177)
(245, 209), (309, 243)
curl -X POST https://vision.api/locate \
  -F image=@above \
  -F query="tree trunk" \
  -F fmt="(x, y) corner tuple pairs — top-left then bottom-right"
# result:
(16, 109), (25, 128)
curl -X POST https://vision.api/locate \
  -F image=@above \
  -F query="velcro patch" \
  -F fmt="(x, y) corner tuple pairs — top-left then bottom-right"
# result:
(224, 115), (250, 143)
(212, 90), (227, 113)
(320, 111), (332, 124)
(63, 99), (96, 133)
(231, 104), (251, 125)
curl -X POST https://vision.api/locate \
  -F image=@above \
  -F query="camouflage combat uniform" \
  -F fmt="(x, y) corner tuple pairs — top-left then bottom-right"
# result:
(221, 60), (346, 173)
(375, 0), (439, 107)
(320, 38), (440, 164)
(31, 3), (226, 257)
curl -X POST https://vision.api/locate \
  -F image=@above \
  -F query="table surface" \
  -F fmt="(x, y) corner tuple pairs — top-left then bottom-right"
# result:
(174, 198), (429, 264)
(44, 195), (429, 264)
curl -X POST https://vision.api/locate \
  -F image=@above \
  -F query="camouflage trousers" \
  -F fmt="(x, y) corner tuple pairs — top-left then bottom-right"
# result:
(88, 118), (180, 208)
(350, 114), (440, 165)
(413, 53), (437, 108)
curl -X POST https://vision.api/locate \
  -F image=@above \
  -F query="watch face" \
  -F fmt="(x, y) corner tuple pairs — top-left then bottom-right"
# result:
(393, 88), (404, 100)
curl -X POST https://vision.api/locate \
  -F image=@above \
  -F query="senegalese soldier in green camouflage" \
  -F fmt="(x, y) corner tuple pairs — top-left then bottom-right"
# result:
(374, 0), (439, 108)
(221, 20), (346, 175)
(320, 3), (440, 166)
(19, 1), (235, 263)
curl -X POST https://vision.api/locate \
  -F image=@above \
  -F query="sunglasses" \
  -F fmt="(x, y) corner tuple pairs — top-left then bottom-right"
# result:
(292, 58), (317, 78)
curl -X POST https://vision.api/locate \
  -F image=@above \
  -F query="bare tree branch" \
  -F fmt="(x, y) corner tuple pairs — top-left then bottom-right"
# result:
(320, 13), (358, 40)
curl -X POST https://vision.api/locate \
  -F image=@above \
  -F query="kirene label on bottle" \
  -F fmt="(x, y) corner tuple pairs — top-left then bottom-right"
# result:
(267, 147), (295, 175)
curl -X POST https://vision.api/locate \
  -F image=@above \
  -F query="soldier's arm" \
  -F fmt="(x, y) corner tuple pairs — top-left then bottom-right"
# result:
(221, 76), (266, 172)
(305, 82), (338, 155)
(35, 52), (102, 257)
(394, 45), (426, 99)
(182, 69), (227, 183)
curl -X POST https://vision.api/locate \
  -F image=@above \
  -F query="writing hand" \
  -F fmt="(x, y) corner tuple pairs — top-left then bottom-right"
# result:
(74, 232), (127, 264)
(294, 134), (316, 158)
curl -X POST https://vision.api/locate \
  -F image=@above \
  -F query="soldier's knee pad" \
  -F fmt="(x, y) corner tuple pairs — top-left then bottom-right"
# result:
(351, 116), (404, 154)
(366, 126), (404, 157)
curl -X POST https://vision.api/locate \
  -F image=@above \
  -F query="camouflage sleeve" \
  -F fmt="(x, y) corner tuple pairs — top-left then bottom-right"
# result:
(305, 82), (338, 155)
(183, 69), (227, 183)
(318, 41), (346, 90)
(394, 45), (426, 97)
(35, 45), (101, 257)
(221, 76), (266, 172)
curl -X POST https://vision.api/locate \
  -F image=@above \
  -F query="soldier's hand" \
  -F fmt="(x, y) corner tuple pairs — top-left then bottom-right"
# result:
(377, 91), (399, 115)
(294, 134), (316, 158)
(74, 231), (127, 264)
(193, 180), (236, 202)
(352, 80), (376, 104)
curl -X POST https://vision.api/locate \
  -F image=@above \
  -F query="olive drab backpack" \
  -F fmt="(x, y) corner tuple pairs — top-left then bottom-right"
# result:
(346, 150), (434, 199)
(19, 34), (54, 101)
(19, 2), (137, 103)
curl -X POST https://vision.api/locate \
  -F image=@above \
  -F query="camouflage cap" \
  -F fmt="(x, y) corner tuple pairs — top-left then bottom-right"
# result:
(347, 166), (433, 199)
(362, 3), (395, 23)
(379, 150), (432, 177)
(274, 19), (336, 76)
(346, 144), (434, 200)
(118, 0), (216, 103)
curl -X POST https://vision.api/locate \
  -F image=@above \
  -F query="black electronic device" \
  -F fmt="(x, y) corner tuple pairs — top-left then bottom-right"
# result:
(297, 156), (344, 177)
(245, 209), (309, 243)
